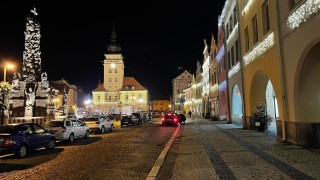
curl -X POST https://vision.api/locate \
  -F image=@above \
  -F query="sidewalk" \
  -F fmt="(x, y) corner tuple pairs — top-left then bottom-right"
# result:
(157, 116), (320, 179)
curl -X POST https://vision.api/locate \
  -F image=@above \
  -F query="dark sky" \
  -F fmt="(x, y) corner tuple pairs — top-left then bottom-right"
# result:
(0, 0), (225, 100)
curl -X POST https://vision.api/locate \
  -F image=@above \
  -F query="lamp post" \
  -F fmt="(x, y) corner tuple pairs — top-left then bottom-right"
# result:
(3, 64), (14, 82)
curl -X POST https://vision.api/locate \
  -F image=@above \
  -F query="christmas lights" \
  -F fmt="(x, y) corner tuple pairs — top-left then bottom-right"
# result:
(228, 62), (240, 78)
(243, 32), (275, 66)
(218, 0), (231, 27)
(242, 0), (255, 16)
(287, 0), (320, 29)
(227, 23), (238, 45)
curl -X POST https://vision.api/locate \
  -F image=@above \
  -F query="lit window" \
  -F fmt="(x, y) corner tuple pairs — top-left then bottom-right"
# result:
(115, 69), (118, 73)
(109, 69), (112, 73)
(109, 96), (111, 100)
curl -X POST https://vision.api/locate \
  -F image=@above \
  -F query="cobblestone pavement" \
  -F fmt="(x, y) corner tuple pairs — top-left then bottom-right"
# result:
(157, 117), (320, 180)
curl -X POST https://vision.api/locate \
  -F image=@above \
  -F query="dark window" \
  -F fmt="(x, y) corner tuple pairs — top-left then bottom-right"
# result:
(245, 26), (249, 52)
(252, 15), (259, 44)
(228, 51), (231, 70)
(262, 1), (270, 35)
(231, 46), (235, 67)
(235, 40), (240, 62)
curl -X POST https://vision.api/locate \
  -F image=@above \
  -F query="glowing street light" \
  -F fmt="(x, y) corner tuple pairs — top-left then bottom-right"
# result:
(3, 64), (14, 82)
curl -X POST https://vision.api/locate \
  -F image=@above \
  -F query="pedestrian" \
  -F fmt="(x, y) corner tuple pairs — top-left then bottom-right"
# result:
(192, 110), (195, 120)
(188, 111), (191, 118)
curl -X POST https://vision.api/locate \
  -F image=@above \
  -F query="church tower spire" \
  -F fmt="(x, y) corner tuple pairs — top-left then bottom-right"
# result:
(107, 23), (121, 53)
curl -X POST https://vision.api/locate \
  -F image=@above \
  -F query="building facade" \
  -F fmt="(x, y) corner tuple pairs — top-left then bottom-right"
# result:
(152, 100), (171, 112)
(209, 35), (219, 118)
(172, 70), (192, 112)
(92, 25), (148, 114)
(277, 0), (320, 145)
(202, 40), (211, 117)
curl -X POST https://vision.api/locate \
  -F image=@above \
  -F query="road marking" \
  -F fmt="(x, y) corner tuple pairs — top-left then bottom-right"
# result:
(146, 125), (181, 180)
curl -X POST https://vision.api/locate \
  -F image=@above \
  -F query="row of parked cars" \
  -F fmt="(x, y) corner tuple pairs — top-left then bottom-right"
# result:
(0, 115), (115, 158)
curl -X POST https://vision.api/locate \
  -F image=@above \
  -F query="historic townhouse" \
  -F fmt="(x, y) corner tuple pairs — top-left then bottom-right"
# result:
(209, 35), (219, 118)
(182, 82), (193, 115)
(192, 62), (203, 117)
(201, 40), (211, 117)
(172, 70), (192, 112)
(220, 0), (245, 126)
(92, 26), (148, 114)
(216, 19), (230, 122)
(239, 0), (283, 133)
(277, 0), (320, 145)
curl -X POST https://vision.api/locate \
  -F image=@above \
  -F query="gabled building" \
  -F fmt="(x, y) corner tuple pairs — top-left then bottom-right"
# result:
(193, 62), (203, 117)
(209, 35), (219, 118)
(202, 39), (211, 117)
(220, 0), (244, 126)
(172, 70), (192, 112)
(92, 25), (148, 114)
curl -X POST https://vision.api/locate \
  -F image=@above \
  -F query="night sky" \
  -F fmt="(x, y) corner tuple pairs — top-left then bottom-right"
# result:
(0, 1), (225, 100)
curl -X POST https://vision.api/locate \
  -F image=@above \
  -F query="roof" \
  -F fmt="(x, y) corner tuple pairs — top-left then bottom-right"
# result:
(121, 77), (146, 91)
(93, 84), (107, 92)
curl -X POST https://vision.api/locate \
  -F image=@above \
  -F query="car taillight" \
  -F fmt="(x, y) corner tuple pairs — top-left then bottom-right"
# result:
(4, 138), (13, 146)
(162, 117), (166, 121)
(174, 118), (178, 122)
(62, 127), (66, 132)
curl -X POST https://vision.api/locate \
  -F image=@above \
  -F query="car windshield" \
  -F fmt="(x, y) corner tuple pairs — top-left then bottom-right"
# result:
(165, 114), (174, 118)
(45, 121), (63, 127)
(83, 117), (98, 121)
(0, 125), (16, 134)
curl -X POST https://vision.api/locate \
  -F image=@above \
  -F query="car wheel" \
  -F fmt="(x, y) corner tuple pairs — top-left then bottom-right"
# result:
(109, 124), (113, 132)
(46, 139), (56, 149)
(84, 130), (89, 138)
(162, 122), (165, 126)
(101, 126), (105, 134)
(16, 145), (27, 158)
(69, 133), (75, 143)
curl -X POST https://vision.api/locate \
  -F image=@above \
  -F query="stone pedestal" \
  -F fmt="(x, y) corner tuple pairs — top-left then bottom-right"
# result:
(25, 106), (33, 117)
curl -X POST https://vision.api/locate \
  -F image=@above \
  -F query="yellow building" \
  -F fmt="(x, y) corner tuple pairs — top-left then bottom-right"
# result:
(92, 25), (148, 114)
(239, 0), (284, 135)
(152, 100), (171, 112)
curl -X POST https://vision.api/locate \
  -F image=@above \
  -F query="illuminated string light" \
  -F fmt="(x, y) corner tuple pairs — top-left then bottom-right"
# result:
(218, 0), (231, 27)
(287, 0), (320, 29)
(243, 32), (275, 66)
(228, 62), (240, 78)
(242, 0), (255, 16)
(227, 23), (238, 45)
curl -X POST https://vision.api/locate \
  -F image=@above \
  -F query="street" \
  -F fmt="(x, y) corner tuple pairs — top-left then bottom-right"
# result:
(1, 117), (320, 180)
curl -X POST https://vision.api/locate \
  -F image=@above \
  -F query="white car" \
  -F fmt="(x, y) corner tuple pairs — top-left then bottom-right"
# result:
(44, 118), (89, 143)
(83, 116), (113, 134)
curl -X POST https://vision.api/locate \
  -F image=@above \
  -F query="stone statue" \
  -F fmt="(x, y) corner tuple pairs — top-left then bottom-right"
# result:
(40, 72), (49, 90)
(62, 86), (68, 106)
(11, 72), (21, 91)
(25, 85), (37, 107)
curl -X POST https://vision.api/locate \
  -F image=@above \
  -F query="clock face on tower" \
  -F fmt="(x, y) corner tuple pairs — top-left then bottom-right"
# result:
(110, 63), (116, 68)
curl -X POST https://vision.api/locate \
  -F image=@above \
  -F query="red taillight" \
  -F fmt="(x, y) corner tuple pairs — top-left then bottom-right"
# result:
(62, 127), (66, 132)
(162, 117), (166, 121)
(174, 118), (178, 122)
(4, 138), (13, 146)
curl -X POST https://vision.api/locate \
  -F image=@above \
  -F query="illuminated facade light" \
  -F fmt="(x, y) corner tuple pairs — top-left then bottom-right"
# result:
(242, 0), (255, 16)
(216, 45), (224, 63)
(287, 0), (320, 29)
(243, 32), (275, 66)
(218, 0), (231, 27)
(218, 80), (227, 91)
(228, 62), (240, 78)
(227, 23), (238, 45)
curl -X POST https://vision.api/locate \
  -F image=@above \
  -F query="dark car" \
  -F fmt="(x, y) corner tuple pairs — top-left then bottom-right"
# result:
(0, 123), (56, 158)
(131, 113), (142, 124)
(121, 115), (140, 127)
(161, 113), (180, 126)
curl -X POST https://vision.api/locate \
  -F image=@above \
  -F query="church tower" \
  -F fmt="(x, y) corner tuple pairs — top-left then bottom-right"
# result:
(103, 24), (124, 91)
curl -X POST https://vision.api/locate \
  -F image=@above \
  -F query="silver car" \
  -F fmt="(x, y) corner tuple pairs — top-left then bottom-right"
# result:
(83, 116), (113, 134)
(44, 118), (89, 143)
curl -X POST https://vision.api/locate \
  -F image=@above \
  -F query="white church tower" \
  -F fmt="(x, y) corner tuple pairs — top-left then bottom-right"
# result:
(103, 24), (124, 91)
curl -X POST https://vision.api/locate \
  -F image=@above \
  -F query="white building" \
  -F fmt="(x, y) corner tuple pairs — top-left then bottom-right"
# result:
(172, 70), (192, 112)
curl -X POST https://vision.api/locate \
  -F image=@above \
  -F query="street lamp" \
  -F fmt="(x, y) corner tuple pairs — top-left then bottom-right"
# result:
(3, 64), (14, 82)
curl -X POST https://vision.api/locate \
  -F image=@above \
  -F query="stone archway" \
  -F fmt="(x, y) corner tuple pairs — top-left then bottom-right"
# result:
(295, 42), (320, 121)
(231, 84), (243, 126)
(250, 71), (278, 133)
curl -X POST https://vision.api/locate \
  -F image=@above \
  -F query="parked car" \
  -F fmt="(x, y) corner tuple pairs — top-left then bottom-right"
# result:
(161, 113), (180, 126)
(131, 113), (143, 124)
(121, 114), (140, 127)
(0, 123), (56, 158)
(44, 118), (89, 143)
(83, 115), (113, 134)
